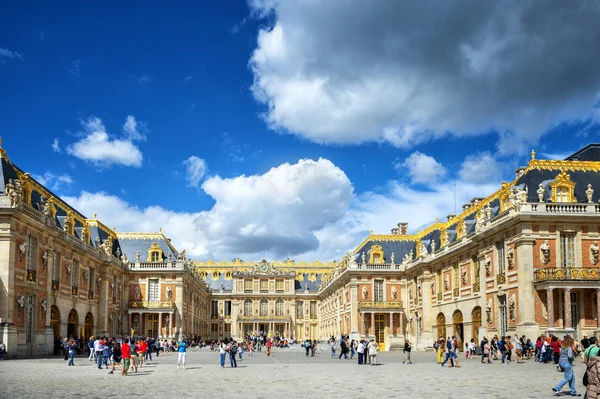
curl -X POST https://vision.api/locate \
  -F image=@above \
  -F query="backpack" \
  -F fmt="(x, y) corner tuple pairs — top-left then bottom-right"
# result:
(231, 344), (238, 354)
(498, 340), (504, 351)
(446, 340), (452, 350)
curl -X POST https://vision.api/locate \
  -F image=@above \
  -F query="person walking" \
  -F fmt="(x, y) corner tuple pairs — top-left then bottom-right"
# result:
(109, 342), (122, 375)
(177, 339), (187, 370)
(0, 339), (6, 360)
(368, 339), (378, 366)
(121, 339), (131, 376)
(305, 339), (311, 357)
(585, 337), (600, 399)
(331, 339), (336, 359)
(228, 341), (238, 368)
(339, 339), (348, 360)
(403, 340), (412, 364)
(219, 341), (227, 368)
(441, 337), (454, 368)
(87, 336), (95, 362)
(94, 338), (106, 370)
(67, 339), (77, 366)
(350, 339), (356, 360)
(552, 336), (581, 397)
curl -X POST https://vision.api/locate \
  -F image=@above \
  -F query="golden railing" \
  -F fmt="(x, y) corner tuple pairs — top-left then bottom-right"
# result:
(237, 315), (292, 321)
(358, 301), (403, 310)
(534, 267), (600, 282)
(128, 300), (176, 309)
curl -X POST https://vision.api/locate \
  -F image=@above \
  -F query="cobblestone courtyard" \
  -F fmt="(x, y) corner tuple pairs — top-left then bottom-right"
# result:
(0, 347), (586, 398)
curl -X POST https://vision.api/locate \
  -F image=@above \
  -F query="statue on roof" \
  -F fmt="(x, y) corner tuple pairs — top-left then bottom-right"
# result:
(443, 230), (450, 246)
(430, 240), (436, 253)
(81, 228), (87, 243)
(484, 204), (492, 220)
(361, 251), (366, 264)
(419, 242), (428, 257)
(136, 251), (140, 262)
(587, 184), (594, 203)
(116, 247), (121, 258)
(537, 183), (545, 203)
(121, 253), (128, 265)
(390, 252), (395, 265)
(475, 210), (486, 233)
(7, 179), (23, 208)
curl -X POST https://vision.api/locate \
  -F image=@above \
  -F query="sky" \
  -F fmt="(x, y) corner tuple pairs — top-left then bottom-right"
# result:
(1, 1), (600, 262)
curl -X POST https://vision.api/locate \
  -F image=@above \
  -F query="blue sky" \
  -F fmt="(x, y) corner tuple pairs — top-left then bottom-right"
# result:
(2, 1), (600, 261)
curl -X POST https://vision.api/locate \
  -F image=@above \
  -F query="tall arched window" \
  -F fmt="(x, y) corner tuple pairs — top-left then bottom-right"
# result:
(275, 299), (284, 316)
(244, 299), (252, 316)
(260, 299), (268, 316)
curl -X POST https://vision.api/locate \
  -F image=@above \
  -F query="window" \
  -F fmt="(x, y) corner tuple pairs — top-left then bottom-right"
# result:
(89, 268), (94, 292)
(260, 279), (268, 292)
(260, 299), (268, 316)
(148, 279), (159, 302)
(499, 295), (507, 337)
(296, 301), (304, 317)
(212, 271), (220, 279)
(557, 187), (569, 203)
(310, 301), (317, 318)
(275, 299), (284, 316)
(244, 279), (253, 292)
(561, 233), (576, 268)
(27, 236), (37, 272)
(211, 300), (219, 317)
(275, 280), (284, 292)
(244, 299), (253, 316)
(224, 301), (231, 316)
(496, 241), (505, 274)
(210, 323), (218, 333)
(72, 260), (79, 288)
(151, 252), (160, 262)
(52, 252), (60, 282)
(112, 275), (117, 300)
(374, 280), (384, 302)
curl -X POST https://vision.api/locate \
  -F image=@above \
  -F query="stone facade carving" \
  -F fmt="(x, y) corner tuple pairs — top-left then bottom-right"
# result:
(134, 286), (141, 300)
(486, 299), (492, 324)
(461, 222), (467, 237)
(475, 210), (486, 232)
(16, 294), (24, 309)
(540, 240), (550, 265)
(537, 183), (545, 202)
(507, 246), (514, 269)
(509, 294), (516, 322)
(430, 281), (435, 295)
(100, 239), (112, 257)
(461, 266), (467, 285)
(587, 184), (594, 203)
(591, 241), (599, 265)
(510, 185), (528, 211)
(361, 286), (368, 300)
(444, 274), (449, 290)
(62, 214), (70, 232)
(417, 282), (421, 297)
(41, 251), (48, 269)
(430, 240), (436, 253)
(443, 231), (450, 247)
(18, 242), (27, 262)
(484, 204), (492, 220)
(6, 178), (23, 207)
(166, 286), (173, 299)
(484, 255), (491, 276)
(391, 286), (397, 299)
(40, 299), (47, 313)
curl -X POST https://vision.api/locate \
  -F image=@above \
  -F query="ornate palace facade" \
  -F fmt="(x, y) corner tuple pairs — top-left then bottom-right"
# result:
(2, 139), (600, 357)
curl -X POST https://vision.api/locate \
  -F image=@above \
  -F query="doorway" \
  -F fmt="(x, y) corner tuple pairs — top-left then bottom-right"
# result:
(50, 306), (60, 341)
(453, 310), (464, 350)
(67, 309), (78, 338)
(571, 292), (579, 339)
(471, 307), (482, 344)
(375, 314), (385, 350)
(25, 296), (34, 356)
(84, 312), (94, 340)
(146, 314), (158, 338)
(436, 312), (446, 340)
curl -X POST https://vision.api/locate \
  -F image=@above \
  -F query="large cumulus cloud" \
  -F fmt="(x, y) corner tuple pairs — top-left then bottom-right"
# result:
(249, 0), (600, 152)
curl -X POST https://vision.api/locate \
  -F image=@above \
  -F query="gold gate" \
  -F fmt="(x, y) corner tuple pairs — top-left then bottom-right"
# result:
(375, 314), (385, 350)
(146, 314), (158, 338)
(471, 307), (481, 344)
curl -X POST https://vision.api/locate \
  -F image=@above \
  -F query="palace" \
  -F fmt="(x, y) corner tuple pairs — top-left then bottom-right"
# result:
(2, 139), (600, 357)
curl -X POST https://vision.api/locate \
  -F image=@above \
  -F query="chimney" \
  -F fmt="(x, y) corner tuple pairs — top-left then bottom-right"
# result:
(462, 204), (471, 211)
(398, 222), (408, 235)
(446, 214), (456, 221)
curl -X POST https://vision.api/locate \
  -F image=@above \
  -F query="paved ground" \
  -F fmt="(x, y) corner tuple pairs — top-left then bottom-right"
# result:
(0, 346), (587, 398)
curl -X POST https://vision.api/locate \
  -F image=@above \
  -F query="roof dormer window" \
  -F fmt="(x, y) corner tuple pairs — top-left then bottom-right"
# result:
(550, 171), (576, 203)
(147, 242), (162, 262)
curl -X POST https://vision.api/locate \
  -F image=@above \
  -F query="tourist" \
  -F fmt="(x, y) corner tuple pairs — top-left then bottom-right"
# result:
(499, 336), (508, 364)
(438, 338), (445, 364)
(552, 336), (581, 397)
(121, 339), (131, 376)
(357, 340), (365, 365)
(145, 337), (153, 361)
(552, 336), (562, 365)
(584, 337), (600, 398)
(88, 336), (95, 361)
(330, 339), (336, 358)
(582, 335), (591, 351)
(363, 339), (370, 365)
(339, 339), (348, 360)
(482, 338), (490, 364)
(162, 339), (169, 355)
(130, 339), (138, 373)
(441, 337), (454, 367)
(154, 339), (161, 357)
(136, 340), (145, 368)
(0, 339), (5, 360)
(350, 339), (356, 360)
(367, 339), (378, 366)
(94, 337), (106, 369)
(177, 339), (187, 369)
(403, 340), (412, 364)
(228, 340), (237, 367)
(103, 338), (112, 369)
(219, 340), (227, 368)
(304, 339), (311, 356)
(469, 339), (476, 359)
(238, 342), (243, 361)
(67, 339), (77, 366)
(266, 337), (272, 356)
(109, 342), (122, 375)
(311, 340), (317, 357)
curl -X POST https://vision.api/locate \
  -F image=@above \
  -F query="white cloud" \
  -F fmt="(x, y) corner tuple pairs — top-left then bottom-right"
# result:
(122, 115), (146, 141)
(183, 156), (208, 188)
(66, 116), (144, 167)
(184, 75), (193, 83)
(396, 152), (446, 186)
(69, 59), (81, 77)
(0, 47), (23, 62)
(52, 138), (61, 153)
(249, 1), (600, 150)
(138, 74), (152, 84)
(458, 152), (502, 184)
(31, 172), (73, 191)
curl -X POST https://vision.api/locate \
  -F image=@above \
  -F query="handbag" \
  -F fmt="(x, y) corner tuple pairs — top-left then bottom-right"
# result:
(583, 367), (588, 387)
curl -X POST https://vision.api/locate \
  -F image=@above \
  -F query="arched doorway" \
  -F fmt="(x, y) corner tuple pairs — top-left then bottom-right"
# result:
(436, 312), (446, 340)
(84, 312), (94, 340)
(453, 310), (464, 350)
(471, 307), (482, 344)
(67, 309), (78, 338)
(50, 306), (60, 341)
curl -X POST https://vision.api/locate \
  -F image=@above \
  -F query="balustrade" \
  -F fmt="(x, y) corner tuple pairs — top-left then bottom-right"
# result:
(534, 267), (600, 282)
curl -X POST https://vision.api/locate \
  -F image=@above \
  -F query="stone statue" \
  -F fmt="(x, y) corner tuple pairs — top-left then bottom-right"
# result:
(417, 282), (422, 297)
(41, 196), (51, 217)
(420, 242), (428, 257)
(16, 294), (25, 310)
(41, 251), (48, 268)
(361, 252), (366, 264)
(486, 299), (492, 324)
(430, 281), (435, 294)
(408, 286), (412, 299)
(591, 241), (599, 265)
(391, 286), (397, 299)
(507, 246), (514, 269)
(390, 252), (395, 265)
(7, 179), (23, 207)
(136, 251), (140, 262)
(484, 204), (492, 220)
(166, 286), (173, 299)
(484, 255), (491, 276)
(461, 265), (467, 285)
(62, 214), (70, 232)
(82, 270), (88, 281)
(100, 239), (112, 257)
(361, 286), (368, 300)
(475, 210), (486, 232)
(430, 240), (436, 253)
(65, 264), (71, 277)
(587, 184), (594, 203)
(443, 231), (450, 246)
(110, 282), (115, 293)
(95, 236), (101, 248)
(461, 222), (467, 237)
(121, 253), (128, 265)
(444, 274), (449, 290)
(540, 240), (550, 265)
(509, 294), (516, 322)
(40, 298), (47, 313)
(134, 286), (141, 300)
(81, 228), (87, 243)
(116, 247), (121, 258)
(537, 183), (545, 202)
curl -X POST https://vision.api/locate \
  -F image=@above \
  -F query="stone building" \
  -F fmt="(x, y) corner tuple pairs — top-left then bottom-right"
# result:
(0, 142), (210, 357)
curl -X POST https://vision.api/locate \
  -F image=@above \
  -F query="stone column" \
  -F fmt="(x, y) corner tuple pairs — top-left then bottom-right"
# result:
(420, 271), (434, 347)
(370, 312), (375, 336)
(547, 288), (554, 328)
(399, 312), (404, 336)
(350, 283), (359, 340)
(514, 237), (539, 338)
(596, 289), (600, 329)
(388, 312), (394, 335)
(564, 288), (572, 329)
(158, 312), (163, 338)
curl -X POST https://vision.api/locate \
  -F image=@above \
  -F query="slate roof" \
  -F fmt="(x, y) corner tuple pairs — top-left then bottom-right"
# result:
(116, 233), (179, 262)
